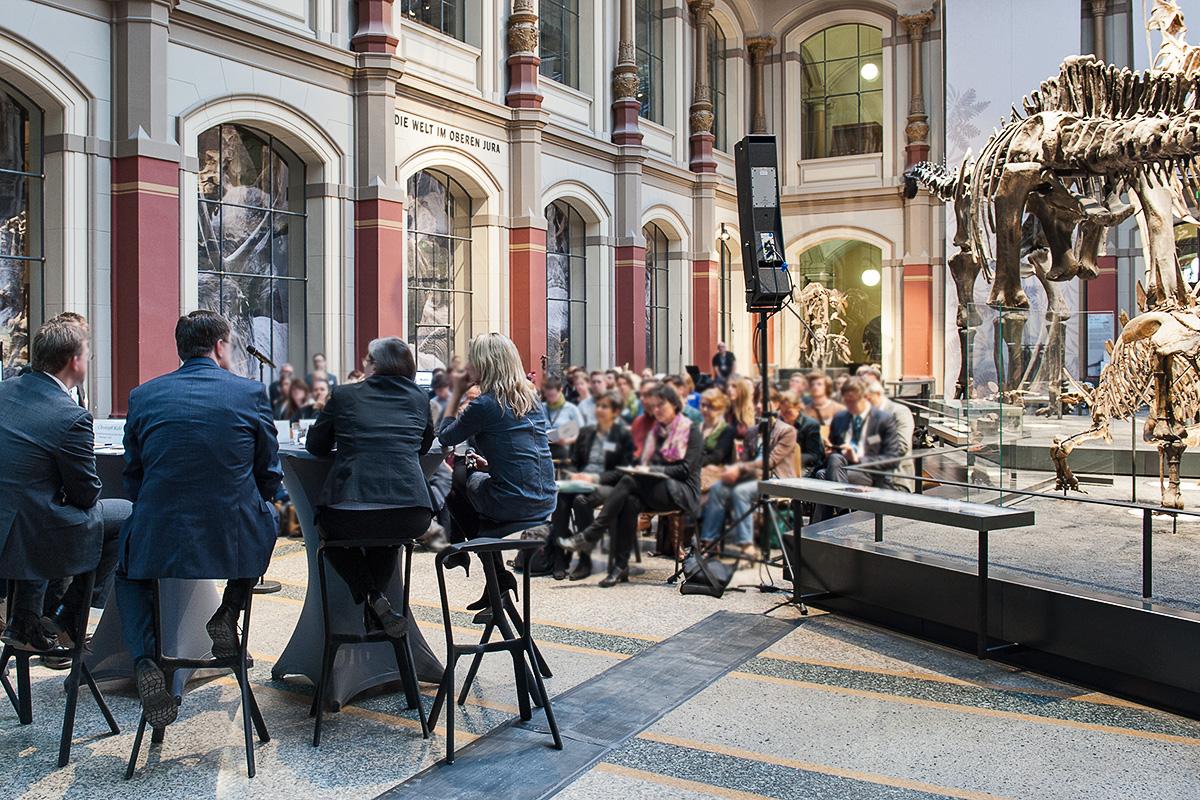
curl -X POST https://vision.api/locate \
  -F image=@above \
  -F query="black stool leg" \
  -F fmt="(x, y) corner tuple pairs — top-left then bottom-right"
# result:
(57, 649), (85, 766)
(428, 652), (455, 730)
(82, 663), (120, 735)
(236, 599), (256, 778)
(1, 645), (19, 715)
(125, 715), (148, 779)
(313, 548), (333, 745)
(456, 620), (494, 705)
(490, 596), (543, 710)
(15, 652), (32, 724)
(398, 635), (429, 738)
(502, 597), (552, 678)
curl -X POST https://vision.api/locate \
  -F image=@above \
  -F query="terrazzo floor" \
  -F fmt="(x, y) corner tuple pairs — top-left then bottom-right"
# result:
(4, 534), (1200, 800)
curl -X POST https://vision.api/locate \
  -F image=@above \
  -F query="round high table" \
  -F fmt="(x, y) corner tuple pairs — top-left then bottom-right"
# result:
(273, 447), (444, 709)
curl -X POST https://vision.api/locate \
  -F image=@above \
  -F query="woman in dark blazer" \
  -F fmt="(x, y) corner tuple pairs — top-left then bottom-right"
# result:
(305, 336), (434, 637)
(559, 384), (702, 587)
(547, 392), (635, 580)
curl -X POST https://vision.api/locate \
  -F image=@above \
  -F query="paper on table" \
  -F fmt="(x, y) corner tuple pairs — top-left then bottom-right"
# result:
(617, 466), (667, 480)
(94, 418), (126, 447)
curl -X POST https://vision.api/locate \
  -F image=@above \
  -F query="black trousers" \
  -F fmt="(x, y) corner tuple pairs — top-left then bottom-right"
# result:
(812, 453), (877, 522)
(547, 490), (602, 570)
(318, 507), (433, 605)
(582, 476), (680, 569)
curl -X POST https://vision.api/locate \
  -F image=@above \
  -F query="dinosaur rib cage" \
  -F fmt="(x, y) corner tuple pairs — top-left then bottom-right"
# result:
(1086, 334), (1200, 442)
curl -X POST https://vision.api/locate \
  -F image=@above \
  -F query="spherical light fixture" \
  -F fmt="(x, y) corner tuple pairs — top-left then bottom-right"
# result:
(861, 267), (881, 287)
(719, 223), (731, 242)
(860, 62), (880, 82)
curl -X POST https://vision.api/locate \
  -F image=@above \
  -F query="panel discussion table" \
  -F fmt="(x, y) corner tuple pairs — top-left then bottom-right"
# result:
(758, 477), (1035, 658)
(86, 446), (445, 708)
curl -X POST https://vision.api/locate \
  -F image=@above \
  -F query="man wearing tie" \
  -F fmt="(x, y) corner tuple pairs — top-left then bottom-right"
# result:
(117, 311), (282, 729)
(812, 377), (903, 522)
(0, 318), (130, 651)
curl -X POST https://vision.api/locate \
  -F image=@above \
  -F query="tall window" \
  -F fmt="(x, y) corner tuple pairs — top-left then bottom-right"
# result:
(402, 0), (464, 41)
(197, 124), (306, 382)
(408, 169), (473, 370)
(708, 21), (728, 151)
(718, 238), (733, 343)
(636, 0), (664, 123)
(644, 223), (670, 371)
(540, 0), (580, 89)
(800, 24), (883, 160)
(0, 82), (41, 380)
(546, 201), (587, 372)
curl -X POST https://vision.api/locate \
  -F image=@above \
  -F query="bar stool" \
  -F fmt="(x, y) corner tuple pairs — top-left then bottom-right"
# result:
(0, 571), (120, 767)
(125, 581), (269, 779)
(310, 528), (429, 746)
(429, 533), (563, 764)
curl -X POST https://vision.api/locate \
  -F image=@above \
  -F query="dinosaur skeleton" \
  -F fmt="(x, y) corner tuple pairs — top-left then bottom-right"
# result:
(795, 282), (851, 371)
(908, 0), (1200, 508)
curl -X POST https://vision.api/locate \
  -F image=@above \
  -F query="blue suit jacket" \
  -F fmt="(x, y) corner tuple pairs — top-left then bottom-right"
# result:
(120, 358), (283, 580)
(0, 372), (103, 580)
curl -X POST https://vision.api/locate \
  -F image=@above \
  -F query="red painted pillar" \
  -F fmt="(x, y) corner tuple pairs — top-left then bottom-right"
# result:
(354, 198), (407, 360)
(1087, 255), (1118, 314)
(509, 227), (548, 372)
(111, 156), (181, 414)
(692, 260), (718, 368)
(615, 246), (647, 371)
(902, 263), (934, 376)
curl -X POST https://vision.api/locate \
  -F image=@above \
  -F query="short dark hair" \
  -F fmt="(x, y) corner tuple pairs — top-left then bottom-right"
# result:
(366, 337), (416, 378)
(31, 319), (87, 374)
(595, 391), (623, 414)
(649, 383), (682, 413)
(543, 375), (564, 391)
(431, 371), (450, 390)
(175, 310), (231, 361)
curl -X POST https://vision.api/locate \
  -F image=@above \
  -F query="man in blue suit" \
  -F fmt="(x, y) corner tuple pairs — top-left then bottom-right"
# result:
(0, 318), (131, 651)
(117, 310), (282, 729)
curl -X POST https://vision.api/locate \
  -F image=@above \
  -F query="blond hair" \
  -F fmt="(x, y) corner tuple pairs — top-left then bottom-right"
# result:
(468, 332), (538, 418)
(700, 387), (729, 412)
(729, 378), (756, 429)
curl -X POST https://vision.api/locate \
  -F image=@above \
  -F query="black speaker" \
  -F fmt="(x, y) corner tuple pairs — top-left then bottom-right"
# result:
(734, 134), (792, 312)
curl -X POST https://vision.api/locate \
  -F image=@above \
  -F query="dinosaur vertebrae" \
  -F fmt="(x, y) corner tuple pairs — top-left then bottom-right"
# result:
(1025, 55), (1200, 120)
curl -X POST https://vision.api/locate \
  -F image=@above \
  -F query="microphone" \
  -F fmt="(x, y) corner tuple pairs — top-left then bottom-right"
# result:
(246, 345), (277, 370)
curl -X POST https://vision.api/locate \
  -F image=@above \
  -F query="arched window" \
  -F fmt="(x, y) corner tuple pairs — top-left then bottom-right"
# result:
(718, 237), (733, 343)
(540, 0), (580, 89)
(402, 0), (464, 41)
(546, 200), (586, 372)
(709, 21), (728, 152)
(794, 239), (882, 365)
(644, 222), (670, 371)
(800, 24), (883, 160)
(407, 169), (473, 370)
(0, 81), (41, 379)
(196, 124), (306, 382)
(636, 0), (665, 123)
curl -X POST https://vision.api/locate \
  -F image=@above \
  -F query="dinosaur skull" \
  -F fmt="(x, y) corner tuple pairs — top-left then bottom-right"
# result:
(1120, 310), (1200, 355)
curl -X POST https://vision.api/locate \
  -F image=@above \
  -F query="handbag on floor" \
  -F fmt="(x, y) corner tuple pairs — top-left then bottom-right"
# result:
(679, 549), (734, 598)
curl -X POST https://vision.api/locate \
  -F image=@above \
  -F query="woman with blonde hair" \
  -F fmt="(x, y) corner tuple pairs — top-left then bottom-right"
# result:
(437, 333), (557, 544)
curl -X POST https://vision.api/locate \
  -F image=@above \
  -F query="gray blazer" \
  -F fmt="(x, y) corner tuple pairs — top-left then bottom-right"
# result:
(0, 372), (103, 580)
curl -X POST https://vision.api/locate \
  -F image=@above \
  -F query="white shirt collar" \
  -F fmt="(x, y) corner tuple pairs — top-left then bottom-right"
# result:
(43, 371), (72, 396)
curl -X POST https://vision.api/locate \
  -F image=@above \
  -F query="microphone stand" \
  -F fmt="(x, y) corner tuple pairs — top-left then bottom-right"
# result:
(248, 346), (282, 596)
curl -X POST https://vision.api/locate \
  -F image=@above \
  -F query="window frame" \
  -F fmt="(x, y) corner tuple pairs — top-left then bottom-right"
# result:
(539, 0), (580, 89)
(636, 0), (665, 123)
(708, 20), (728, 152)
(644, 222), (670, 372)
(406, 168), (475, 370)
(0, 80), (43, 380)
(799, 23), (884, 161)
(545, 200), (587, 372)
(718, 238), (733, 344)
(195, 123), (308, 384)
(401, 0), (466, 42)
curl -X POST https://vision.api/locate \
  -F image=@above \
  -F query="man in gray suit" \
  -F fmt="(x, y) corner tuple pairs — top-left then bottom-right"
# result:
(0, 318), (130, 651)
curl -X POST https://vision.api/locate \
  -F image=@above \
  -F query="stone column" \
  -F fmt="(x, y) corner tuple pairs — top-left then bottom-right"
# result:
(505, 1), (548, 371)
(612, 0), (643, 145)
(900, 8), (937, 378)
(900, 10), (934, 167)
(111, 0), (180, 414)
(691, 175), (719, 366)
(1090, 0), (1107, 61)
(506, 0), (542, 108)
(746, 36), (774, 135)
(352, 0), (406, 362)
(688, 0), (717, 173)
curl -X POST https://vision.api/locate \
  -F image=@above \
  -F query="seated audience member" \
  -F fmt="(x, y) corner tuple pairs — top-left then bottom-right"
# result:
(560, 385), (702, 587)
(629, 379), (661, 459)
(576, 370), (606, 427)
(117, 311), (282, 729)
(564, 369), (585, 405)
(310, 377), (331, 413)
(682, 372), (702, 410)
(268, 362), (294, 407)
(305, 337), (434, 637)
(282, 379), (317, 423)
(665, 375), (703, 425)
(856, 364), (883, 383)
(812, 377), (902, 522)
(616, 372), (640, 422)
(429, 370), (451, 424)
(699, 389), (736, 468)
(787, 372), (808, 400)
(437, 333), (557, 543)
(548, 392), (634, 580)
(699, 389), (798, 557)
(778, 390), (822, 476)
(542, 374), (584, 462)
(0, 319), (131, 651)
(640, 367), (655, 384)
(804, 372), (845, 426)
(604, 369), (619, 391)
(306, 352), (338, 388)
(866, 381), (915, 488)
(726, 377), (758, 456)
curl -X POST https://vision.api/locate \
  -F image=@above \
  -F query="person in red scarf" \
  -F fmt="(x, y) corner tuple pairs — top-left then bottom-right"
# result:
(558, 384), (702, 587)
